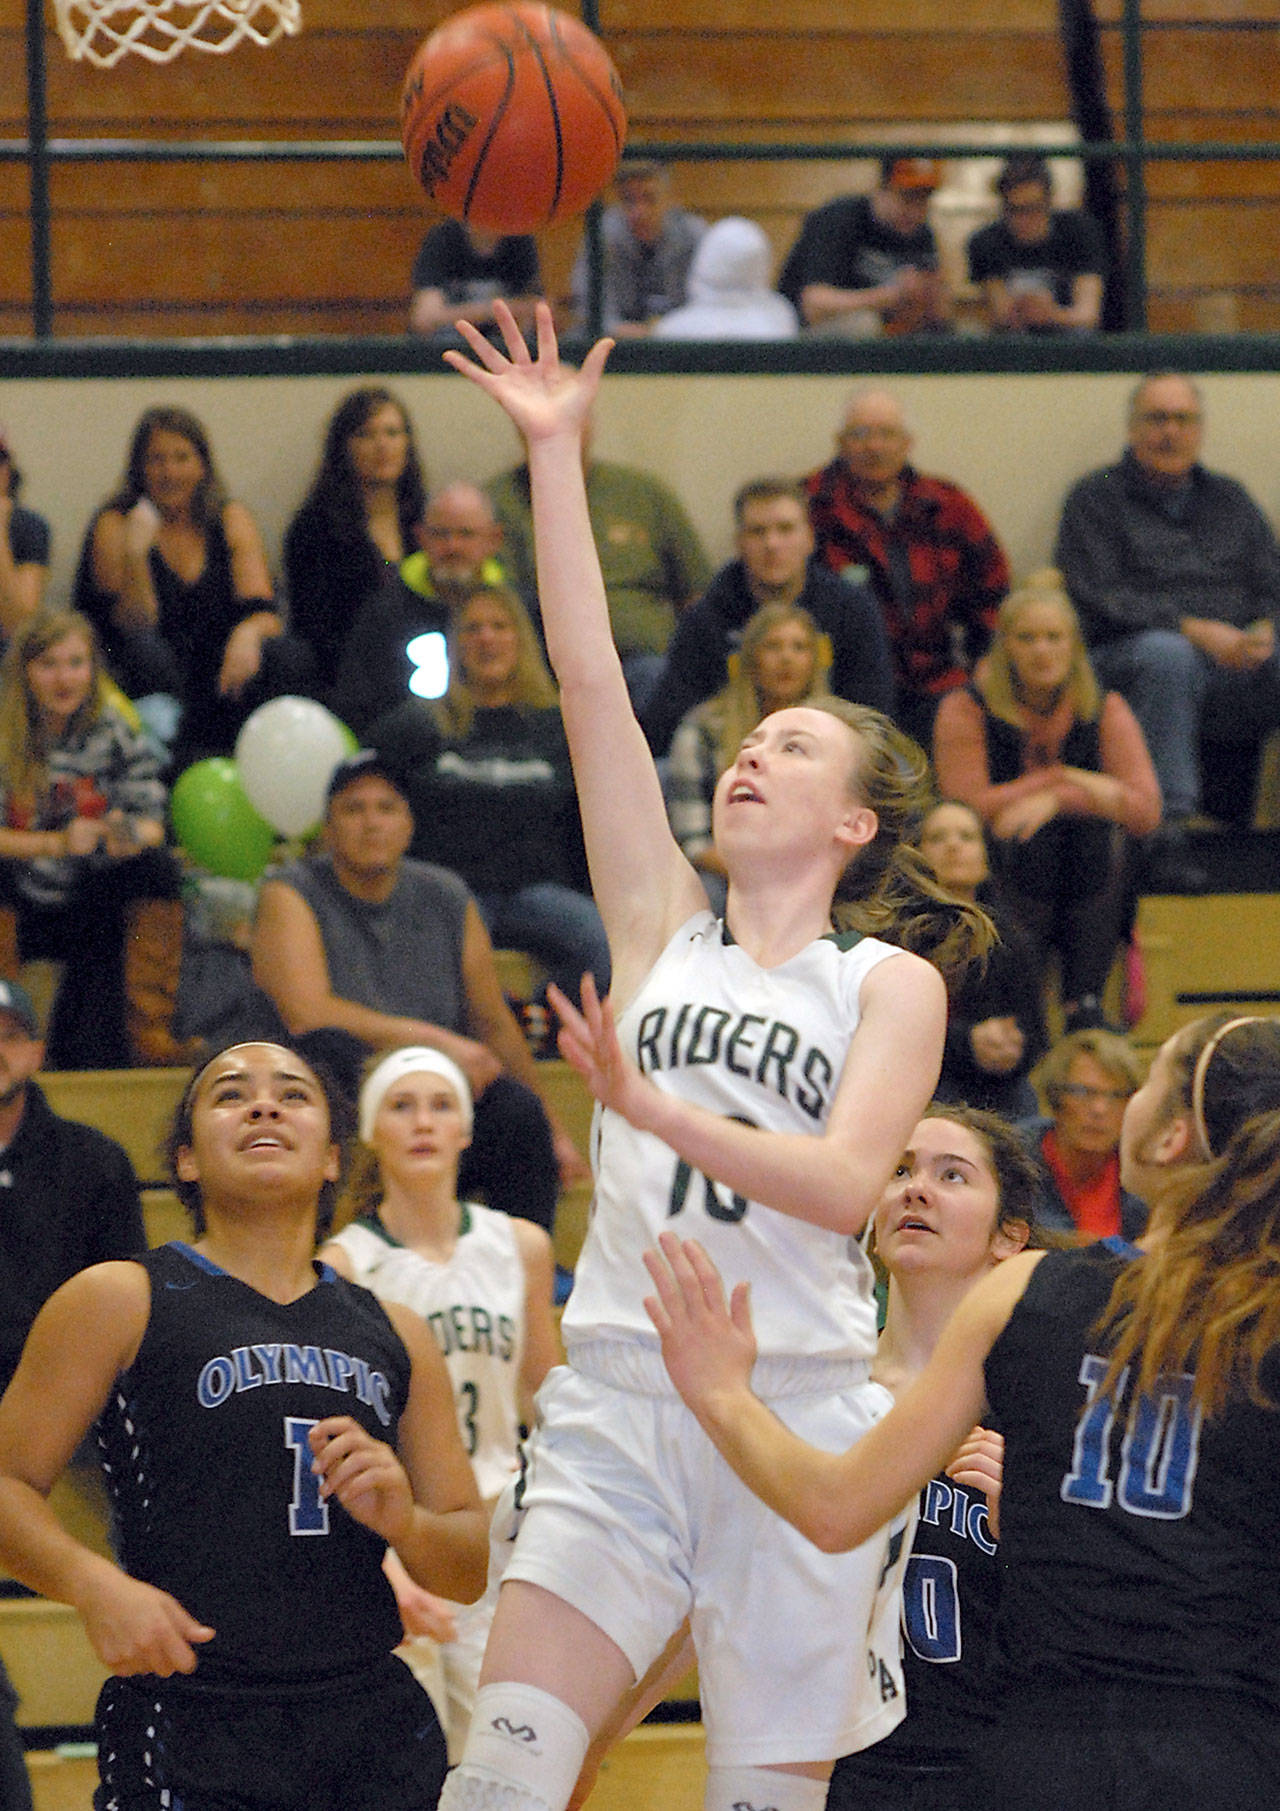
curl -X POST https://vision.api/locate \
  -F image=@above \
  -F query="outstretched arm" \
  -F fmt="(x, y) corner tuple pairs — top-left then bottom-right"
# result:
(444, 302), (707, 1005)
(644, 1233), (1039, 1553)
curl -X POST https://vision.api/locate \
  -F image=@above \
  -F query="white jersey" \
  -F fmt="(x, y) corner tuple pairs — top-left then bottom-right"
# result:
(333, 1203), (526, 1499)
(563, 910), (906, 1367)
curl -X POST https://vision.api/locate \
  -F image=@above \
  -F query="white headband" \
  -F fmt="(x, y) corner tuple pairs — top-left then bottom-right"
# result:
(359, 1047), (474, 1143)
(1189, 1015), (1263, 1158)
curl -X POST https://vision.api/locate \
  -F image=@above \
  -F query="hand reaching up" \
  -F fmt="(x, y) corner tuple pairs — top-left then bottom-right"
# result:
(442, 299), (613, 449)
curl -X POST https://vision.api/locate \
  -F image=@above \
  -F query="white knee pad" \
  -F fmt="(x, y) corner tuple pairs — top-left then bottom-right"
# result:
(441, 1682), (590, 1811)
(705, 1765), (830, 1811)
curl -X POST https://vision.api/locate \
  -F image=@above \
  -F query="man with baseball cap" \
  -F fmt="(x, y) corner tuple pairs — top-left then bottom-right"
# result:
(779, 156), (952, 337)
(251, 751), (585, 1236)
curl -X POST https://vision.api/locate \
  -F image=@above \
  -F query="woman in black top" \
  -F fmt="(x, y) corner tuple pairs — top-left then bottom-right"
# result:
(0, 1040), (487, 1811)
(73, 405), (311, 771)
(649, 1012), (1280, 1810)
(284, 387), (428, 695)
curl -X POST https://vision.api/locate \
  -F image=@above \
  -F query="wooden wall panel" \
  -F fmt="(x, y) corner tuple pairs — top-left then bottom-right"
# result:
(1, 2), (1278, 335)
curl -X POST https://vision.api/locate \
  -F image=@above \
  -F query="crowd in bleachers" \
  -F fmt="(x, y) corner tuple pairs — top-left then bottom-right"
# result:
(2, 307), (1279, 1108)
(408, 154), (1110, 346)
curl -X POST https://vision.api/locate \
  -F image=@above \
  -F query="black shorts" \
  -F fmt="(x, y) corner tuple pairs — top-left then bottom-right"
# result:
(826, 1747), (981, 1811)
(94, 1654), (448, 1811)
(977, 1686), (1279, 1811)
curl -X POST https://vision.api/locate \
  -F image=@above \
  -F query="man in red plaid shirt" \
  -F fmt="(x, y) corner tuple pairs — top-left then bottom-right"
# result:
(805, 388), (1010, 746)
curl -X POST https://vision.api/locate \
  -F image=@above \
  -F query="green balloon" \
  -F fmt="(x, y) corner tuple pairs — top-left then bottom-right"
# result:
(170, 757), (276, 881)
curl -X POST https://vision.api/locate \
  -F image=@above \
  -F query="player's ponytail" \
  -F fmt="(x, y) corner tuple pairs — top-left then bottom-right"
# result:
(818, 701), (995, 990)
(1098, 1013), (1280, 1415)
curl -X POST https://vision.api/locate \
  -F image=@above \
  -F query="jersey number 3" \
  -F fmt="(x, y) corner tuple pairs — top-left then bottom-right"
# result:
(1060, 1355), (1202, 1519)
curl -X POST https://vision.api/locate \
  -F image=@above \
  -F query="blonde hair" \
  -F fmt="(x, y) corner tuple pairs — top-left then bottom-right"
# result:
(701, 603), (833, 776)
(0, 610), (110, 805)
(978, 569), (1102, 728)
(435, 584), (557, 739)
(1097, 1013), (1280, 1415)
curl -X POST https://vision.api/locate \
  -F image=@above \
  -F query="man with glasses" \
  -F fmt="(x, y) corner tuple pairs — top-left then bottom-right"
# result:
(966, 154), (1106, 334)
(1056, 372), (1280, 885)
(806, 386), (1009, 745)
(1022, 1028), (1146, 1242)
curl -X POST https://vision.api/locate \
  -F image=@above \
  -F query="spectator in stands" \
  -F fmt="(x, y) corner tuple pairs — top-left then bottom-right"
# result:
(283, 387), (428, 695)
(0, 426), (49, 648)
(570, 159), (706, 337)
(250, 750), (585, 1234)
(330, 482), (509, 738)
(368, 584), (609, 1008)
(488, 427), (711, 714)
(915, 798), (1047, 1118)
(643, 476), (894, 755)
(806, 386), (1009, 745)
(1056, 372), (1280, 886)
(0, 611), (195, 1069)
(0, 971), (144, 1808)
(72, 405), (310, 771)
(1023, 1027), (1146, 1242)
(932, 570), (1161, 1034)
(779, 156), (951, 337)
(651, 217), (799, 342)
(0, 976), (145, 1394)
(409, 221), (542, 341)
(967, 154), (1107, 334)
(665, 600), (834, 913)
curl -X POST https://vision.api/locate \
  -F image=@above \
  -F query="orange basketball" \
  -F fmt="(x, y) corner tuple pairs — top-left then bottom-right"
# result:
(401, 3), (627, 234)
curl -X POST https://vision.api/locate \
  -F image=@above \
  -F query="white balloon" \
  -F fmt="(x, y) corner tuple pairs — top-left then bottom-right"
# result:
(235, 696), (353, 837)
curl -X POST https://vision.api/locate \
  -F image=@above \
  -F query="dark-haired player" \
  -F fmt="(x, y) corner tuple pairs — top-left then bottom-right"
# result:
(0, 1040), (488, 1811)
(649, 1013), (1280, 1810)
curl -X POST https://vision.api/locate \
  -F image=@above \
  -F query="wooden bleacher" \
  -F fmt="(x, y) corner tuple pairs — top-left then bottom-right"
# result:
(5, 0), (1275, 335)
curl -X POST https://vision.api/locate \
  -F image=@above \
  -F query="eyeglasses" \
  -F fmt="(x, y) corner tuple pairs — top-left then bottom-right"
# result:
(1058, 1083), (1133, 1103)
(1134, 410), (1201, 429)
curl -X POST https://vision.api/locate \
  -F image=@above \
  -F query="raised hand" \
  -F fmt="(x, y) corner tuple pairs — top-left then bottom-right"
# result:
(441, 299), (613, 447)
(643, 1231), (757, 1414)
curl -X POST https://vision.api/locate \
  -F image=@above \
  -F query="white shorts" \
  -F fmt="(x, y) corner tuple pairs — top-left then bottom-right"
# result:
(502, 1346), (911, 1768)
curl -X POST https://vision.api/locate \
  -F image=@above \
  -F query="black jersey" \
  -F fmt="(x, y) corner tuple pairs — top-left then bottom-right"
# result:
(96, 1243), (411, 1686)
(827, 1465), (998, 1809)
(985, 1240), (1280, 1715)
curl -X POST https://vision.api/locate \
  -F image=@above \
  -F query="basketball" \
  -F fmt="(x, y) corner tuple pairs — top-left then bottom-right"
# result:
(401, 3), (627, 235)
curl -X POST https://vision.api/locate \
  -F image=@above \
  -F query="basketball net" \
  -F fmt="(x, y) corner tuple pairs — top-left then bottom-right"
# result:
(51, 0), (302, 66)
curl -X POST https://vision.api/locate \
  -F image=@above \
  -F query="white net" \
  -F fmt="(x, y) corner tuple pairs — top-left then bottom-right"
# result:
(52, 0), (302, 66)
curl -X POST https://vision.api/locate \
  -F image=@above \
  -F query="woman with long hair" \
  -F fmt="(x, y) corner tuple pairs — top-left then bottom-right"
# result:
(434, 301), (990, 1811)
(666, 600), (833, 913)
(385, 582), (609, 1007)
(0, 1039), (488, 1811)
(829, 1103), (1039, 1811)
(73, 404), (310, 769)
(284, 386), (429, 694)
(933, 569), (1160, 1030)
(648, 1011), (1280, 1809)
(915, 798), (1047, 1116)
(0, 609), (190, 1065)
(322, 1046), (560, 1758)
